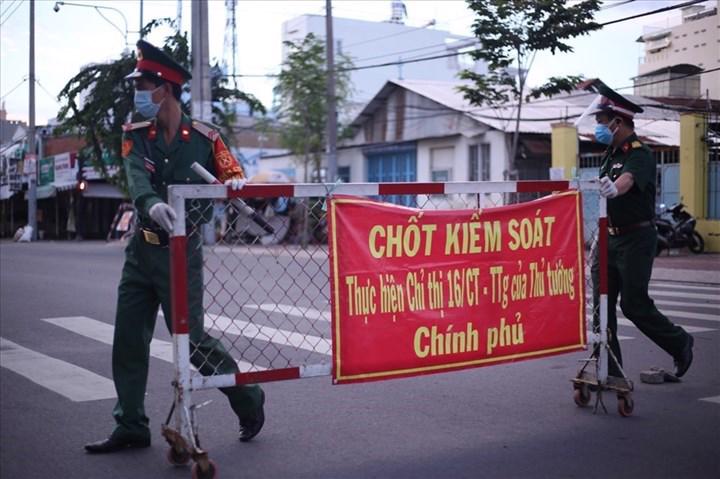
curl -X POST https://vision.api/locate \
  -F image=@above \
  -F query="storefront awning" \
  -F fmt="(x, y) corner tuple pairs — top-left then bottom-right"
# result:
(82, 182), (126, 199)
(25, 181), (78, 200)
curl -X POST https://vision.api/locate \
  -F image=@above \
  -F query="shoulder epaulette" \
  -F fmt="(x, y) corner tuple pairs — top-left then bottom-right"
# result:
(631, 140), (643, 149)
(191, 120), (220, 141)
(122, 120), (152, 132)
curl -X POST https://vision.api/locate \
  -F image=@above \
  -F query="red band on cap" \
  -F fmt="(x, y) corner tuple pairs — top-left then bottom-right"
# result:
(136, 59), (185, 85)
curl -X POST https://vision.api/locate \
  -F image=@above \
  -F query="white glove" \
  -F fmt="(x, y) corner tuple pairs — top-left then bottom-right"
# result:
(224, 178), (246, 191)
(599, 176), (618, 199)
(148, 202), (177, 233)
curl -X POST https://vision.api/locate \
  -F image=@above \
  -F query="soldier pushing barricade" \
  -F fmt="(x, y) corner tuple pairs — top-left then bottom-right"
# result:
(572, 80), (695, 414)
(85, 40), (266, 457)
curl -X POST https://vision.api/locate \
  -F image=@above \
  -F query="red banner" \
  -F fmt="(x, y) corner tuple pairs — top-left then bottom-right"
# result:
(328, 191), (586, 384)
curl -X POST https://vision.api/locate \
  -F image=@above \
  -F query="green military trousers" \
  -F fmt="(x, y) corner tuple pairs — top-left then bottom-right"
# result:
(592, 225), (690, 377)
(111, 233), (263, 439)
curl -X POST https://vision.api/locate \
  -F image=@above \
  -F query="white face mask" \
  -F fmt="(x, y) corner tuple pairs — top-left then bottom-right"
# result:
(133, 85), (165, 119)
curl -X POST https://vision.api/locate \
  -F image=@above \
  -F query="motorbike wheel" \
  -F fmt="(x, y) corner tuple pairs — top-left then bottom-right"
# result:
(688, 231), (704, 254)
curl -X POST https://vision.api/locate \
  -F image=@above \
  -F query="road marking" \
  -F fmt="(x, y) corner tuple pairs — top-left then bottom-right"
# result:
(244, 304), (331, 322)
(658, 309), (720, 322)
(617, 318), (714, 334)
(648, 290), (719, 301)
(699, 395), (720, 404)
(650, 283), (720, 292)
(206, 313), (331, 356)
(42, 316), (262, 372)
(0, 337), (116, 402)
(651, 299), (719, 311)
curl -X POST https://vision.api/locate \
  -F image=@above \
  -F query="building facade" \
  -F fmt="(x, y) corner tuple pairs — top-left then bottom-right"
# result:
(281, 11), (486, 115)
(635, 2), (719, 99)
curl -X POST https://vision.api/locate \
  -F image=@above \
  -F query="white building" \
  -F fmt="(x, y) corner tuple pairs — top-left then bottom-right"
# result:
(261, 79), (682, 193)
(634, 2), (719, 99)
(281, 8), (486, 114)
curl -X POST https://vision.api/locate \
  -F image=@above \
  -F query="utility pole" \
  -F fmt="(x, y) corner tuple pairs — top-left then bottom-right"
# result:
(191, 1), (212, 122)
(176, 0), (182, 33)
(325, 0), (337, 183)
(27, 0), (37, 240)
(139, 0), (144, 37)
(191, 0), (214, 245)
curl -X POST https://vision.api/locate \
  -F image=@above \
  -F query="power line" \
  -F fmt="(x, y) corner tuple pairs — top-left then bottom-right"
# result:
(0, 0), (23, 27)
(349, 66), (720, 124)
(225, 2), (709, 81)
(35, 79), (60, 105)
(600, 0), (636, 10)
(1, 0), (19, 17)
(0, 77), (28, 101)
(343, 20), (438, 49)
(352, 39), (475, 65)
(600, 0), (706, 26)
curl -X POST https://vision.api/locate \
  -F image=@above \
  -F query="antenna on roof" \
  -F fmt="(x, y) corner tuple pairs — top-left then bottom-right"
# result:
(389, 1), (407, 24)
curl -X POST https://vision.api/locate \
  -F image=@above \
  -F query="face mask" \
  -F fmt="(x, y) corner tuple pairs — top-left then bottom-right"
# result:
(594, 119), (620, 145)
(594, 124), (613, 145)
(134, 86), (164, 119)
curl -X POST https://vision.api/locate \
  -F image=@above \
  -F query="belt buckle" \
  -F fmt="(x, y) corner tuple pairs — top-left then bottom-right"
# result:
(142, 229), (161, 245)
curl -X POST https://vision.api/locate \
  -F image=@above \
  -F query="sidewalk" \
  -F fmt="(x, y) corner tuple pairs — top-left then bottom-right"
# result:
(652, 251), (720, 284)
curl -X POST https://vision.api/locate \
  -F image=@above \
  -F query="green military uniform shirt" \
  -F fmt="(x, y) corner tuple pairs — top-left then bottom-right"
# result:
(121, 113), (244, 227)
(599, 133), (656, 227)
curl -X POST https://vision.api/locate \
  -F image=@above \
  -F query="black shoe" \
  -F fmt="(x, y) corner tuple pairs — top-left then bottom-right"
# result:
(239, 390), (265, 442)
(84, 435), (150, 454)
(674, 335), (694, 378)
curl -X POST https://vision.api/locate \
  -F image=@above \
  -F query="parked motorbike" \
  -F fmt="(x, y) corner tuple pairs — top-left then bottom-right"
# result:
(655, 202), (704, 256)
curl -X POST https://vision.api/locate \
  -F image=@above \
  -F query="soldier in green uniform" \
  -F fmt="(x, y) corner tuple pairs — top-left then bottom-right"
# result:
(86, 40), (265, 453)
(589, 89), (694, 381)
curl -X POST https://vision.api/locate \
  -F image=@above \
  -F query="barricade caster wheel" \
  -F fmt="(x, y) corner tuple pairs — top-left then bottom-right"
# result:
(573, 385), (591, 407)
(617, 395), (634, 417)
(192, 459), (217, 479)
(166, 447), (191, 466)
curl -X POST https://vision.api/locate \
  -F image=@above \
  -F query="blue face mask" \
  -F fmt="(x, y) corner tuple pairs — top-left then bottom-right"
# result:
(594, 123), (616, 145)
(134, 86), (164, 119)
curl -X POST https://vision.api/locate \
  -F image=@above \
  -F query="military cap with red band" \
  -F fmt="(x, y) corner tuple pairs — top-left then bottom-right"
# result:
(579, 78), (643, 119)
(124, 40), (192, 85)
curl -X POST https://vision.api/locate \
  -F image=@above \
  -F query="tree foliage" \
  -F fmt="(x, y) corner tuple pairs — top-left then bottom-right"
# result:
(273, 33), (353, 182)
(55, 19), (265, 191)
(459, 0), (601, 178)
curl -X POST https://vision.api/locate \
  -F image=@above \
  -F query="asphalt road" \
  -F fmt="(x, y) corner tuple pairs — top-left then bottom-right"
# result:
(1, 240), (718, 479)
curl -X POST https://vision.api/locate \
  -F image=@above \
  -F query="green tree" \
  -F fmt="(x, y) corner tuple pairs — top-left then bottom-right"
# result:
(273, 33), (353, 182)
(459, 0), (601, 179)
(55, 19), (264, 192)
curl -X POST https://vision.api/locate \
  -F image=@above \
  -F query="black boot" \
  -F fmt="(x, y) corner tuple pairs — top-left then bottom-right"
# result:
(85, 435), (150, 454)
(239, 390), (265, 442)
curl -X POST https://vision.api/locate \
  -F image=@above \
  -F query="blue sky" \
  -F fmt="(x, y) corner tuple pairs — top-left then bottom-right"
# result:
(0, 0), (706, 125)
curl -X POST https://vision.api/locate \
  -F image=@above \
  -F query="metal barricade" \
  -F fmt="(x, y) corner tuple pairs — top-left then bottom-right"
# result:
(163, 179), (615, 476)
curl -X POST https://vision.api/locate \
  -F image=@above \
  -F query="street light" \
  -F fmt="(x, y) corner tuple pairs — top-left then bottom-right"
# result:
(53, 1), (132, 50)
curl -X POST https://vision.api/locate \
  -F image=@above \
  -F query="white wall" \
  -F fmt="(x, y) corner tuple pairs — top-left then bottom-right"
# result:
(282, 15), (486, 109)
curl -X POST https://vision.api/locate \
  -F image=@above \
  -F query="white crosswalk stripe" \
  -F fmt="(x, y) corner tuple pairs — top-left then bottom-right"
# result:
(243, 303), (331, 322)
(3, 280), (714, 403)
(616, 318), (714, 334)
(0, 337), (116, 402)
(205, 313), (332, 356)
(44, 316), (262, 372)
(648, 290), (718, 301)
(650, 282), (719, 292)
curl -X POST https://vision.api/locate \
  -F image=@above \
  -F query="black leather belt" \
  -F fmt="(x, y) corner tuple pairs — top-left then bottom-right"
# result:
(608, 220), (654, 236)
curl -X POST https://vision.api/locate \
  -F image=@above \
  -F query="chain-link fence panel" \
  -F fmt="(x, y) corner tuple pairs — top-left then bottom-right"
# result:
(167, 180), (601, 390)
